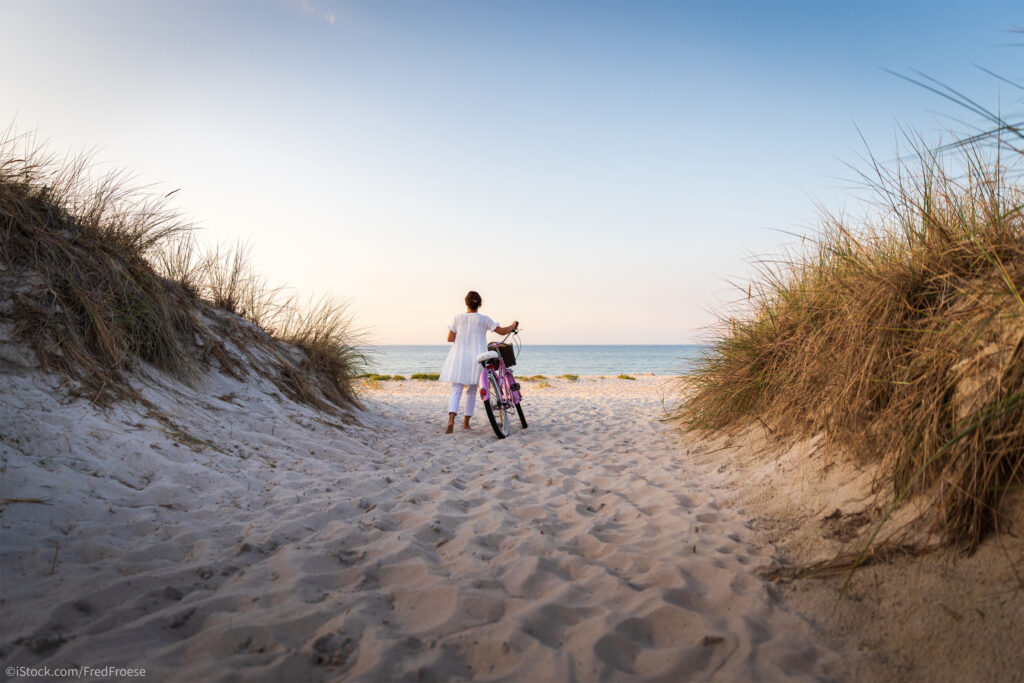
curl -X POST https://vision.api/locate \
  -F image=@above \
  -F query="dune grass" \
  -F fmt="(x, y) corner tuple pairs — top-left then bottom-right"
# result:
(617, 374), (636, 380)
(410, 373), (440, 380)
(560, 374), (579, 381)
(1, 129), (364, 409)
(270, 295), (365, 407)
(1, 132), (204, 396)
(676, 144), (1024, 551)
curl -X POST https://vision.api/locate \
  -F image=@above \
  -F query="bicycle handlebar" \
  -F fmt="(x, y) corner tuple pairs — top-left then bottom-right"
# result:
(500, 327), (520, 343)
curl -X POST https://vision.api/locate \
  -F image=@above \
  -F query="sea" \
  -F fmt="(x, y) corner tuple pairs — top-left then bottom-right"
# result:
(364, 345), (705, 376)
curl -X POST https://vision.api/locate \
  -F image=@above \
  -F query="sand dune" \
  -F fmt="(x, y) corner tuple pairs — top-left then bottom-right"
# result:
(1, 366), (848, 681)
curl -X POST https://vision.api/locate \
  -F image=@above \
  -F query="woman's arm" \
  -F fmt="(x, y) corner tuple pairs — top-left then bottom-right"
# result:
(493, 320), (519, 335)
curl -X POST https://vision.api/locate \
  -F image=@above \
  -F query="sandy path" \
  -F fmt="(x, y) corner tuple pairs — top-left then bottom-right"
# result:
(1, 372), (846, 681)
(325, 377), (844, 681)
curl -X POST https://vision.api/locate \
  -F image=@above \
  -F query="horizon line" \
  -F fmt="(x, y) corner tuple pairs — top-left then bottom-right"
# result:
(365, 342), (708, 347)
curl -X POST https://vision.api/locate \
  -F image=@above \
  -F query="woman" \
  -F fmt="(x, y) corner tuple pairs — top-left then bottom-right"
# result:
(440, 291), (518, 434)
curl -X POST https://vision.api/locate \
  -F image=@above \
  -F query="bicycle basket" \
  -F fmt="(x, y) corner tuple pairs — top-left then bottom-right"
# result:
(490, 342), (516, 367)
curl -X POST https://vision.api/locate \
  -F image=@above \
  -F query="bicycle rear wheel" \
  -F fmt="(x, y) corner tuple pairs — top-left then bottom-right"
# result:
(483, 370), (509, 438)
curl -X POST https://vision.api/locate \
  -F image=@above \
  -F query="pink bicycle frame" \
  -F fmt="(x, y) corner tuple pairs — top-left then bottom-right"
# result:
(478, 351), (521, 405)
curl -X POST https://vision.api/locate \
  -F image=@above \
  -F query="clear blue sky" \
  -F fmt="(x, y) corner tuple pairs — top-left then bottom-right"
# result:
(2, 1), (1020, 343)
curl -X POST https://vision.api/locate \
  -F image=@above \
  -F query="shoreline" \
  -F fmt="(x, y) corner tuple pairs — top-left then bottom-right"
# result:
(364, 344), (703, 379)
(365, 373), (683, 380)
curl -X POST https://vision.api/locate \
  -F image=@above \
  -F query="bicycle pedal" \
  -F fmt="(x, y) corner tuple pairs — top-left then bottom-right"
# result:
(509, 383), (520, 391)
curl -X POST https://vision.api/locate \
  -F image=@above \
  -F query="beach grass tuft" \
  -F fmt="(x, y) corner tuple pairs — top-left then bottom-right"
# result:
(617, 374), (636, 380)
(560, 374), (579, 381)
(410, 373), (440, 380)
(0, 128), (364, 409)
(270, 295), (365, 407)
(676, 142), (1024, 552)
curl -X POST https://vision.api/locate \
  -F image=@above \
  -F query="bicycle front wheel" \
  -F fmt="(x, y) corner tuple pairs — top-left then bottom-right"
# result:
(483, 370), (510, 439)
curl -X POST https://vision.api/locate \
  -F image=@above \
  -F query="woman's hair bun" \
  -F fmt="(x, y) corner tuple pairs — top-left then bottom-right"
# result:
(465, 291), (482, 310)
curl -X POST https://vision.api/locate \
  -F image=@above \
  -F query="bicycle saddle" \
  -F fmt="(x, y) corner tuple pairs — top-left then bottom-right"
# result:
(476, 350), (499, 364)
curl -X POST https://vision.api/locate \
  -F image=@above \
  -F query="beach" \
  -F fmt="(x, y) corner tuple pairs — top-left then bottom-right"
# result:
(2, 371), (851, 681)
(5, 4), (1023, 680)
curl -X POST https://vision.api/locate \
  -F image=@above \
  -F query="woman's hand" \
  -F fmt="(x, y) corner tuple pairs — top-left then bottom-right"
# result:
(494, 320), (519, 335)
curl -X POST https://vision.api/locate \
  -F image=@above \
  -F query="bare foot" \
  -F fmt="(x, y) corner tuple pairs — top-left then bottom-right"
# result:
(463, 417), (472, 430)
(445, 413), (456, 434)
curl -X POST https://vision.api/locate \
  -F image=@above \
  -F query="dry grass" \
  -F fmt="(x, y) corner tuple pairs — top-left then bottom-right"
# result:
(1, 131), (204, 396)
(677, 143), (1024, 551)
(196, 240), (283, 325)
(268, 295), (366, 408)
(1, 129), (364, 410)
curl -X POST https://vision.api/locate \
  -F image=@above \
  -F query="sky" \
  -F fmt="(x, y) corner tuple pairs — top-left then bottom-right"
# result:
(2, 0), (1021, 344)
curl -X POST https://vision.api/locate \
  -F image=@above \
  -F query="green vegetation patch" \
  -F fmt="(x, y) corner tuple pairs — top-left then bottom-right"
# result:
(617, 374), (636, 380)
(560, 374), (579, 381)
(410, 373), (440, 380)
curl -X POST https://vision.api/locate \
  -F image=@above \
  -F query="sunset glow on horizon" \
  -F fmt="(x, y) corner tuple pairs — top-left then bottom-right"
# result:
(3, 0), (1019, 343)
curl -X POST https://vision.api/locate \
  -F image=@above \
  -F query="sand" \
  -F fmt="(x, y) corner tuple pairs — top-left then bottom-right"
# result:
(0, 362), (850, 681)
(689, 427), (1024, 683)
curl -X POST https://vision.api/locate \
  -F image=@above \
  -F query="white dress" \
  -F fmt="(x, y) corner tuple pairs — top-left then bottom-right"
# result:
(440, 312), (497, 385)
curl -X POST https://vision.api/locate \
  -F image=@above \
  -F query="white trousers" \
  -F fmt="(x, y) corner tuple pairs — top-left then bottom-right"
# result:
(448, 383), (478, 416)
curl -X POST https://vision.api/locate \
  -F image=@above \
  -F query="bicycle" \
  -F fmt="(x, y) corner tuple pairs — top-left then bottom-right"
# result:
(476, 327), (527, 439)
